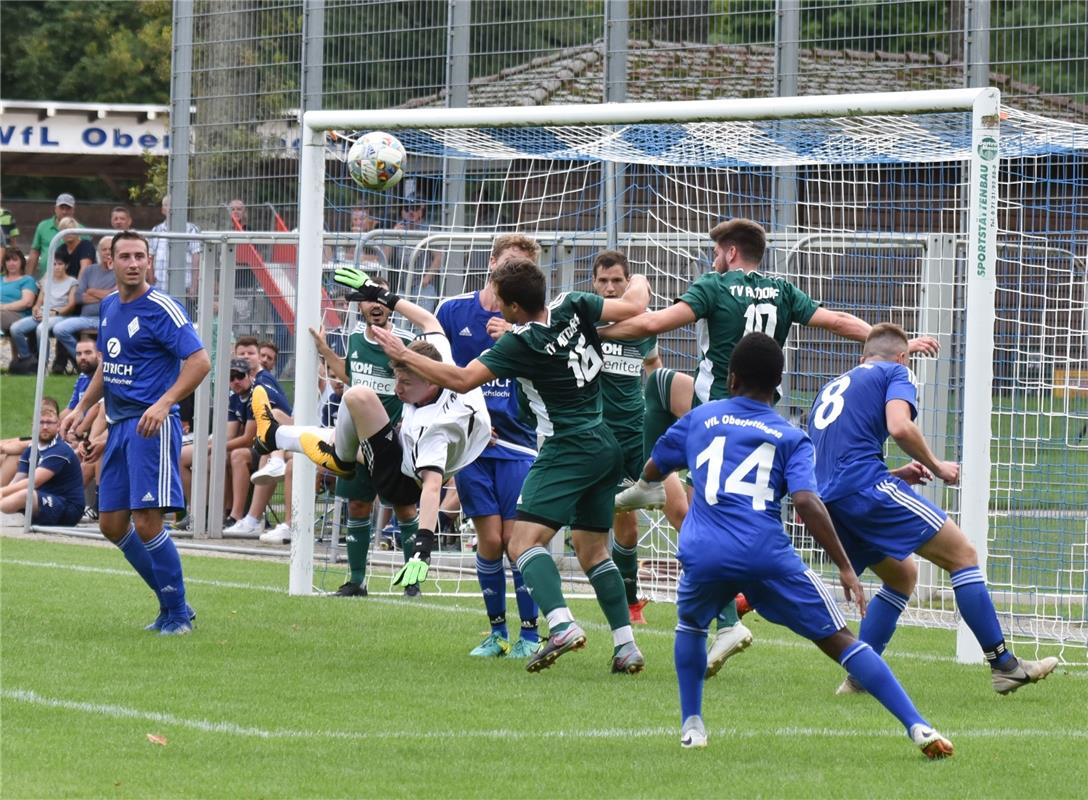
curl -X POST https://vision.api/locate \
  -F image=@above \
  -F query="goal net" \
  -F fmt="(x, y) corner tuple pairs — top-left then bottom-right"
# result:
(296, 91), (1086, 663)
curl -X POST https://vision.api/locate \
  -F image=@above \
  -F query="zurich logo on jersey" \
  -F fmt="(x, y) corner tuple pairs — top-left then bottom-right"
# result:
(107, 337), (122, 358)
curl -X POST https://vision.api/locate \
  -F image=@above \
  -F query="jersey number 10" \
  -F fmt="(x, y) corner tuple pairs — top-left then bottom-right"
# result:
(695, 436), (777, 510)
(567, 333), (603, 387)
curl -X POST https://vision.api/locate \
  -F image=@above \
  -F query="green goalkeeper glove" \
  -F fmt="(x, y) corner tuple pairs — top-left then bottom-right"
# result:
(333, 266), (401, 310)
(392, 528), (436, 588)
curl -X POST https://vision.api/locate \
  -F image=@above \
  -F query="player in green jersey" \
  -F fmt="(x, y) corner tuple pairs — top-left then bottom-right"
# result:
(591, 250), (686, 624)
(309, 276), (416, 596)
(373, 258), (652, 674)
(604, 217), (940, 676)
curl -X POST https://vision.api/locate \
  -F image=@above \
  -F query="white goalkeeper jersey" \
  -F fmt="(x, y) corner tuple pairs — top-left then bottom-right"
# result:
(398, 331), (491, 480)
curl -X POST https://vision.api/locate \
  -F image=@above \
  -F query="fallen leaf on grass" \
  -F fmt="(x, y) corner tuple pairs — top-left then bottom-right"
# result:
(146, 733), (168, 746)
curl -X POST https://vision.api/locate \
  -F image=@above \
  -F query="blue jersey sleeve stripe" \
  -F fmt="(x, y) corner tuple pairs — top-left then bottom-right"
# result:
(148, 292), (188, 328)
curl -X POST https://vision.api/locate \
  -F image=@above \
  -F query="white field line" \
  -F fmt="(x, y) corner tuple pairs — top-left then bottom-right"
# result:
(4, 557), (1087, 672)
(3, 688), (1087, 743)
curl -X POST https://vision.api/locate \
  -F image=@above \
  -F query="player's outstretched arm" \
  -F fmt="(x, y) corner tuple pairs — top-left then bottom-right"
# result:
(886, 400), (959, 484)
(792, 489), (867, 616)
(807, 308), (940, 355)
(601, 300), (696, 340)
(309, 326), (348, 384)
(371, 326), (496, 393)
(334, 265), (442, 334)
(599, 274), (650, 322)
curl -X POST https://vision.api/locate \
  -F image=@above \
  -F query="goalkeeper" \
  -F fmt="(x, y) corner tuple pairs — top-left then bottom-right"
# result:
(252, 266), (491, 591)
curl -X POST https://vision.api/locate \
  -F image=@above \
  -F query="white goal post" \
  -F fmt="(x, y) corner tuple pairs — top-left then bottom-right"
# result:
(292, 89), (1003, 663)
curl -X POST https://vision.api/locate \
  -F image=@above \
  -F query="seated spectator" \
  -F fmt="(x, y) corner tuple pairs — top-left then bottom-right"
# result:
(8, 251), (78, 371)
(55, 217), (95, 279)
(1, 247), (37, 364)
(52, 236), (116, 374)
(258, 339), (279, 377)
(0, 398), (85, 527)
(61, 335), (100, 420)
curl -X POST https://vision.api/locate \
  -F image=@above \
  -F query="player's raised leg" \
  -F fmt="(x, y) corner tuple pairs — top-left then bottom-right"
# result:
(916, 519), (1059, 694)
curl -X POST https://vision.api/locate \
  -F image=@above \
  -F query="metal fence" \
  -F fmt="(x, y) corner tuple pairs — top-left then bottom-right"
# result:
(171, 0), (1087, 264)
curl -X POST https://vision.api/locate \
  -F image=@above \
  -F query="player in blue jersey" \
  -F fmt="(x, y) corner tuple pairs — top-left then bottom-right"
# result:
(61, 231), (211, 635)
(1, 398), (85, 526)
(435, 234), (542, 658)
(642, 332), (953, 757)
(809, 323), (1059, 696)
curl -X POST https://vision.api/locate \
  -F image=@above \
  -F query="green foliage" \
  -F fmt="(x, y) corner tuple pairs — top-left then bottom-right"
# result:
(129, 153), (169, 204)
(0, 0), (171, 103)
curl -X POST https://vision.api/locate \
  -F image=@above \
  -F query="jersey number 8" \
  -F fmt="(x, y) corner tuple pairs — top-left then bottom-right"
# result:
(812, 375), (851, 430)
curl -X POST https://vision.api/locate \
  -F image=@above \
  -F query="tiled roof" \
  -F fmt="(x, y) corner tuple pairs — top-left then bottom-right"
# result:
(401, 39), (1085, 122)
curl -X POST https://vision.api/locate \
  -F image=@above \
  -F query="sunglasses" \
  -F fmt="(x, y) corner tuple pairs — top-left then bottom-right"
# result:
(229, 372), (247, 380)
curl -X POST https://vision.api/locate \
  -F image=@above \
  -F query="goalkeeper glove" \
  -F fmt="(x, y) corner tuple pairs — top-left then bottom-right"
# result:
(333, 266), (401, 310)
(392, 528), (436, 588)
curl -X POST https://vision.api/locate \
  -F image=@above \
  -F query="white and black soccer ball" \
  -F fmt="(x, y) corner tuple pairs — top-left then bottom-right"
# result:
(347, 131), (406, 191)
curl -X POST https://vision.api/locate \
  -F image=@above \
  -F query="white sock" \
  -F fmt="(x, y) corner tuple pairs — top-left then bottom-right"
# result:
(333, 406), (360, 462)
(612, 625), (634, 647)
(545, 607), (575, 629)
(243, 515), (260, 526)
(274, 424), (305, 452)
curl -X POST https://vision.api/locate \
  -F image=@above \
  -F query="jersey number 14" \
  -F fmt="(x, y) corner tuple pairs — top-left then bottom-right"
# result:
(695, 436), (777, 510)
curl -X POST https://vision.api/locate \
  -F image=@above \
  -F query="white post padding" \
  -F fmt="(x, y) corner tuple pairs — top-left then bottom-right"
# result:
(957, 87), (1002, 663)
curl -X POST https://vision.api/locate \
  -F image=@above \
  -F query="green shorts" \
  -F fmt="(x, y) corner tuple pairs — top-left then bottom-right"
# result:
(516, 426), (622, 533)
(335, 463), (377, 504)
(610, 425), (645, 484)
(643, 367), (679, 458)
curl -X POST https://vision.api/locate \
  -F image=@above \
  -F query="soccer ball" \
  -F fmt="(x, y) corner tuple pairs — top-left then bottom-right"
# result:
(347, 131), (406, 191)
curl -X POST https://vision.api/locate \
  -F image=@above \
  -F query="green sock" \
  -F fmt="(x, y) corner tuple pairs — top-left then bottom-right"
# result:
(611, 541), (639, 605)
(587, 558), (630, 631)
(717, 599), (740, 629)
(398, 516), (419, 564)
(515, 546), (568, 623)
(345, 517), (372, 585)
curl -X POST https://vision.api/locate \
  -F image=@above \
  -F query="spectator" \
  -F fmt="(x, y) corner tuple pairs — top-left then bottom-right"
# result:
(390, 195), (443, 311)
(8, 250), (78, 371)
(55, 217), (96, 279)
(149, 195), (202, 292)
(1, 247), (38, 363)
(62, 334), (100, 420)
(110, 206), (133, 230)
(0, 397), (85, 527)
(0, 193), (19, 247)
(28, 193), (79, 276)
(228, 198), (248, 230)
(258, 340), (278, 376)
(52, 236), (116, 373)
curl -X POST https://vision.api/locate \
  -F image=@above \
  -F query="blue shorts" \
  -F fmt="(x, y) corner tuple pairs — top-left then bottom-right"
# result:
(676, 568), (847, 642)
(826, 477), (948, 573)
(99, 416), (184, 513)
(34, 492), (83, 526)
(454, 456), (533, 520)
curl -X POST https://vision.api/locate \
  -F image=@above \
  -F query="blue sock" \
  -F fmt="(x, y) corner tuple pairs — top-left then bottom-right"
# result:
(476, 555), (508, 639)
(145, 529), (188, 617)
(116, 525), (161, 602)
(951, 566), (1015, 669)
(674, 623), (709, 723)
(511, 566), (539, 642)
(840, 640), (926, 732)
(858, 585), (909, 655)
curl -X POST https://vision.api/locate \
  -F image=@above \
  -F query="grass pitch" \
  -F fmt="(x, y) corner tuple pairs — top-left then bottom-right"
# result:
(2, 535), (1085, 799)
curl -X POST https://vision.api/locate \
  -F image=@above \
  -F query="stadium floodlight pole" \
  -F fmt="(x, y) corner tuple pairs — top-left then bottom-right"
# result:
(297, 87), (1001, 618)
(957, 86), (1001, 663)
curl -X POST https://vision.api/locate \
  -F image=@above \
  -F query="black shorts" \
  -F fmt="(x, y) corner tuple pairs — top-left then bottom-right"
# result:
(361, 422), (421, 508)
